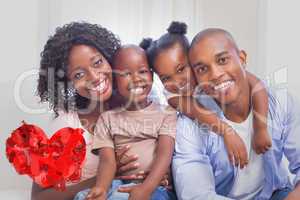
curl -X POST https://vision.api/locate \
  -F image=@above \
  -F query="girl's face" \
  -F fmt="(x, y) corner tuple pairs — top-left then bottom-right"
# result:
(153, 43), (196, 96)
(67, 45), (113, 102)
(114, 47), (153, 107)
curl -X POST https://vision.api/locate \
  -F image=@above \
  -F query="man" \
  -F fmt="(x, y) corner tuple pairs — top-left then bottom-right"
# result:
(172, 29), (300, 200)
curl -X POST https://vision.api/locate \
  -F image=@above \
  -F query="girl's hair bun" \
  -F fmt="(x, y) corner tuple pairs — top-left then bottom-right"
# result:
(139, 38), (153, 50)
(167, 21), (187, 35)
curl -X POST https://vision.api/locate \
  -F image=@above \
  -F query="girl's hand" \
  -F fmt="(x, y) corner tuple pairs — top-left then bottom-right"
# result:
(252, 128), (272, 154)
(86, 186), (106, 200)
(223, 129), (248, 169)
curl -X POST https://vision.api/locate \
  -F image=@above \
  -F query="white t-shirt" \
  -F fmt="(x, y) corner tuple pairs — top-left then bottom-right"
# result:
(49, 111), (99, 183)
(226, 111), (265, 200)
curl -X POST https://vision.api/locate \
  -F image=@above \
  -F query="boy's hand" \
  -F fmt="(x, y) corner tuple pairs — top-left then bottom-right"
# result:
(118, 184), (152, 200)
(252, 128), (272, 154)
(86, 186), (106, 200)
(223, 129), (248, 169)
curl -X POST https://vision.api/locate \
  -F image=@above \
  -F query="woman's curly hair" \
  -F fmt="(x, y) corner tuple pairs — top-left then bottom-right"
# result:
(37, 22), (121, 116)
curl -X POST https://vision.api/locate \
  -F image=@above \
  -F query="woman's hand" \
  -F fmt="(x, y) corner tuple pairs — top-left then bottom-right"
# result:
(115, 145), (141, 180)
(115, 145), (172, 189)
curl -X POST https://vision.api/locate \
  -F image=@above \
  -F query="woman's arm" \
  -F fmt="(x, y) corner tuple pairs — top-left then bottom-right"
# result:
(31, 176), (96, 200)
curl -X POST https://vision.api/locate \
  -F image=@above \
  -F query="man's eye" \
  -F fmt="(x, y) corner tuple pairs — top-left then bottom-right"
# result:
(196, 66), (208, 74)
(74, 72), (85, 80)
(218, 57), (228, 65)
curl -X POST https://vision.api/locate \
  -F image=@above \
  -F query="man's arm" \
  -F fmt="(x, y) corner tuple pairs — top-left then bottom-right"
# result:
(172, 115), (234, 200)
(282, 93), (300, 196)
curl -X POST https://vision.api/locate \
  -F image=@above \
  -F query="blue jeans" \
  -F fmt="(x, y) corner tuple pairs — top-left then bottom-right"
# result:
(74, 180), (177, 200)
(269, 187), (292, 200)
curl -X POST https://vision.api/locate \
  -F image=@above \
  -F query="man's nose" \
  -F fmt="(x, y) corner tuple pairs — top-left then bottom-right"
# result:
(210, 65), (224, 81)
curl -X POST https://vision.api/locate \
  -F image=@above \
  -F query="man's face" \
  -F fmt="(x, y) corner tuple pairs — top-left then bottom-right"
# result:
(188, 34), (248, 106)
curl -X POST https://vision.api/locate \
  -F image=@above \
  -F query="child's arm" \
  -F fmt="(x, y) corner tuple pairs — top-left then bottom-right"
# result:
(168, 96), (248, 168)
(86, 148), (116, 200)
(247, 71), (271, 154)
(119, 135), (174, 200)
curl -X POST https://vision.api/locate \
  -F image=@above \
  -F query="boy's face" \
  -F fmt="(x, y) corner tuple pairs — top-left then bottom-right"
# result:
(188, 34), (248, 105)
(114, 47), (153, 105)
(154, 43), (196, 96)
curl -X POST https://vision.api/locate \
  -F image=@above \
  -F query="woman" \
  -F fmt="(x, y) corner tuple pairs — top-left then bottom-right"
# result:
(32, 21), (126, 200)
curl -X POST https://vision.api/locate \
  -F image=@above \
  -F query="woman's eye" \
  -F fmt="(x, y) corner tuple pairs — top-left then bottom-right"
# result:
(218, 57), (228, 65)
(74, 72), (85, 80)
(94, 58), (103, 67)
(120, 71), (130, 77)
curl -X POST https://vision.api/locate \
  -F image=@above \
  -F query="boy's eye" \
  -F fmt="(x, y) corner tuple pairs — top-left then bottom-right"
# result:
(74, 71), (85, 80)
(217, 57), (229, 65)
(139, 69), (149, 74)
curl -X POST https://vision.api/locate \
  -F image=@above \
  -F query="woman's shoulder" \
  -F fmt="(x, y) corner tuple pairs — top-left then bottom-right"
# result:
(50, 111), (81, 132)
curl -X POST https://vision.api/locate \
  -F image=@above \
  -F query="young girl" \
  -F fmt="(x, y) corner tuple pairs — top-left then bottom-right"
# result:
(33, 22), (135, 200)
(85, 45), (177, 200)
(140, 21), (271, 167)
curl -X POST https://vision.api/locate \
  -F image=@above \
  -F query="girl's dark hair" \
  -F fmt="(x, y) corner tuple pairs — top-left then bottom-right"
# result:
(37, 22), (121, 116)
(139, 21), (189, 71)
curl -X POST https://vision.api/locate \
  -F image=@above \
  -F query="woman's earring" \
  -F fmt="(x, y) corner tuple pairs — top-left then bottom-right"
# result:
(61, 87), (77, 100)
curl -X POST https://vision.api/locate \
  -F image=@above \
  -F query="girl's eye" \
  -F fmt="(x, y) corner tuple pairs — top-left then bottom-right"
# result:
(74, 71), (85, 80)
(177, 65), (185, 73)
(161, 77), (170, 82)
(218, 57), (228, 65)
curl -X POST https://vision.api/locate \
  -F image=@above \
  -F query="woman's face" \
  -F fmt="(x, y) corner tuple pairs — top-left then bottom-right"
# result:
(153, 43), (196, 96)
(67, 45), (113, 102)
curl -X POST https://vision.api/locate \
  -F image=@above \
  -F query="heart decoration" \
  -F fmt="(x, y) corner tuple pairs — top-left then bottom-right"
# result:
(6, 122), (86, 191)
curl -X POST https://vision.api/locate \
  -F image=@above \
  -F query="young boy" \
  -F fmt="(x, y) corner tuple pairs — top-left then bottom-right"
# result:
(86, 45), (177, 200)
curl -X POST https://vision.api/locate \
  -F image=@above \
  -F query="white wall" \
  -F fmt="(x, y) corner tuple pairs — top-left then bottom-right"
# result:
(264, 0), (300, 99)
(0, 0), (52, 198)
